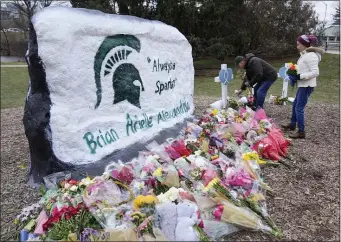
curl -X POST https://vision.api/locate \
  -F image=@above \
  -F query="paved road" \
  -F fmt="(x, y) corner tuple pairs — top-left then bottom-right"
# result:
(0, 56), (25, 62)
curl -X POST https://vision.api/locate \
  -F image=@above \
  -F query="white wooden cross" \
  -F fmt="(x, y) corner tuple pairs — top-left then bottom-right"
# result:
(211, 64), (233, 109)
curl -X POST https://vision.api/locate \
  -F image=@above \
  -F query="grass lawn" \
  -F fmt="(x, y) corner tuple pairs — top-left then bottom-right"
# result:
(194, 53), (340, 104)
(0, 53), (339, 109)
(1, 62), (26, 65)
(1, 67), (29, 109)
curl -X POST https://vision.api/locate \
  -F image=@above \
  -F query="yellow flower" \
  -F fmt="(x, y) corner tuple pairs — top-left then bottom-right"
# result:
(143, 195), (157, 204)
(152, 167), (163, 177)
(203, 177), (219, 192)
(212, 109), (218, 115)
(133, 195), (144, 210)
(243, 152), (265, 165)
(211, 155), (219, 161)
(133, 195), (157, 210)
(235, 117), (243, 123)
(251, 193), (265, 202)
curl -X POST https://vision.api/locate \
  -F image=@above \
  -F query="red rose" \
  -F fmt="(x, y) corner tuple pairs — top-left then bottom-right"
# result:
(50, 216), (60, 224)
(68, 180), (78, 185)
(52, 207), (59, 217)
(77, 202), (86, 210)
(68, 207), (79, 216)
(43, 216), (61, 231)
(65, 213), (71, 220)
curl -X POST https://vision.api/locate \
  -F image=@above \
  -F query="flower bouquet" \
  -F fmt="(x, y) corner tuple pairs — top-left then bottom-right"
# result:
(131, 196), (169, 241)
(286, 62), (299, 87)
(241, 194), (282, 236)
(211, 198), (281, 237)
(286, 62), (299, 76)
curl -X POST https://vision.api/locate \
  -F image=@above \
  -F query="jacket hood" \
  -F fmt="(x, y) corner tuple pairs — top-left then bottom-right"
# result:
(305, 47), (324, 62)
(306, 47), (325, 55)
(244, 53), (255, 66)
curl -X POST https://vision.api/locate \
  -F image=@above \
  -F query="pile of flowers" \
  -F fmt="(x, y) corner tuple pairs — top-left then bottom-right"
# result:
(15, 105), (291, 241)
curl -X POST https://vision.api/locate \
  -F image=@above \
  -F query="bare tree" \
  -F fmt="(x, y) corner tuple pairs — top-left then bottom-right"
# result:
(0, 22), (11, 55)
(11, 0), (53, 21)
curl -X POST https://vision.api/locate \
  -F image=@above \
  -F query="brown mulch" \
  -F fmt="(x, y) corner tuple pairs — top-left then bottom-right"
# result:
(1, 98), (340, 241)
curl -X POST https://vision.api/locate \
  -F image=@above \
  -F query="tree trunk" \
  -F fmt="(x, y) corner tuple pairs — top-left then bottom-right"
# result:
(1, 30), (11, 55)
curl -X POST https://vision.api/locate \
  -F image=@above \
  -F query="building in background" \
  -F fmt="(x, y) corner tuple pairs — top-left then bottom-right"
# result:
(1, 2), (20, 20)
(321, 25), (340, 50)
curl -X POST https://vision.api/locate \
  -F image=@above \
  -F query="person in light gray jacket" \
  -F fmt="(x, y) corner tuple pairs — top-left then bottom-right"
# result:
(282, 34), (324, 139)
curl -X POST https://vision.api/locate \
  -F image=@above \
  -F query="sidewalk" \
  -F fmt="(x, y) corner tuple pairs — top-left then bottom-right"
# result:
(325, 49), (340, 55)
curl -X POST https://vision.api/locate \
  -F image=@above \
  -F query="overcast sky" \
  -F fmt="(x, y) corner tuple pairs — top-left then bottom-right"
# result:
(306, 1), (339, 26)
(55, 0), (340, 27)
(2, 0), (340, 27)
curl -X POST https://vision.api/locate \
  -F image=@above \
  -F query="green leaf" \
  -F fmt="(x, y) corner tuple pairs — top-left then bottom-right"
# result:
(39, 184), (47, 196)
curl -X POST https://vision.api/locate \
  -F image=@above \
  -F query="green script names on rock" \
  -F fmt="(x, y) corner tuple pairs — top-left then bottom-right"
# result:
(82, 100), (191, 154)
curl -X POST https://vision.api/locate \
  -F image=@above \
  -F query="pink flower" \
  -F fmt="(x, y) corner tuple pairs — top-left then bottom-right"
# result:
(112, 166), (134, 184)
(111, 169), (119, 178)
(198, 220), (204, 228)
(202, 168), (218, 186)
(225, 169), (253, 188)
(142, 163), (156, 173)
(213, 205), (224, 221)
(239, 107), (246, 116)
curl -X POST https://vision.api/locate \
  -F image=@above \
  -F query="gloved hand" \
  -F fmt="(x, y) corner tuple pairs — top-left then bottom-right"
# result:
(288, 74), (300, 87)
(288, 74), (300, 81)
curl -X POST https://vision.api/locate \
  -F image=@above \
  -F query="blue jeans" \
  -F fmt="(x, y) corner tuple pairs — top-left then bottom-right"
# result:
(291, 87), (314, 132)
(253, 79), (276, 109)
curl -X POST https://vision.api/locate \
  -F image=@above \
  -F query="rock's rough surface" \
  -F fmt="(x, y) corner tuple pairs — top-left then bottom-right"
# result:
(23, 6), (194, 183)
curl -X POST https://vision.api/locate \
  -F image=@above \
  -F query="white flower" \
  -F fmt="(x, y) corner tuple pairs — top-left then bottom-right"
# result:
(145, 155), (156, 163)
(165, 187), (184, 202)
(168, 194), (177, 202)
(69, 185), (78, 192)
(157, 193), (169, 203)
(152, 154), (160, 160)
(102, 172), (110, 179)
(157, 187), (185, 203)
(80, 177), (94, 186)
(185, 138), (197, 145)
(64, 183), (71, 189)
(194, 150), (202, 156)
(193, 156), (208, 168)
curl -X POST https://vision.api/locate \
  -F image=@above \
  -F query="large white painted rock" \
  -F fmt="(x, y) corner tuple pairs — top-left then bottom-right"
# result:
(23, 6), (194, 183)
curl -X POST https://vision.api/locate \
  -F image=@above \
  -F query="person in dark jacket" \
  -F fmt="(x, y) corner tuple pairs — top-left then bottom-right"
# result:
(235, 54), (277, 109)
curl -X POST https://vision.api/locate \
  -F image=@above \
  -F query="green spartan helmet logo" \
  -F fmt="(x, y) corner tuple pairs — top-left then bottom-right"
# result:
(94, 34), (145, 109)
